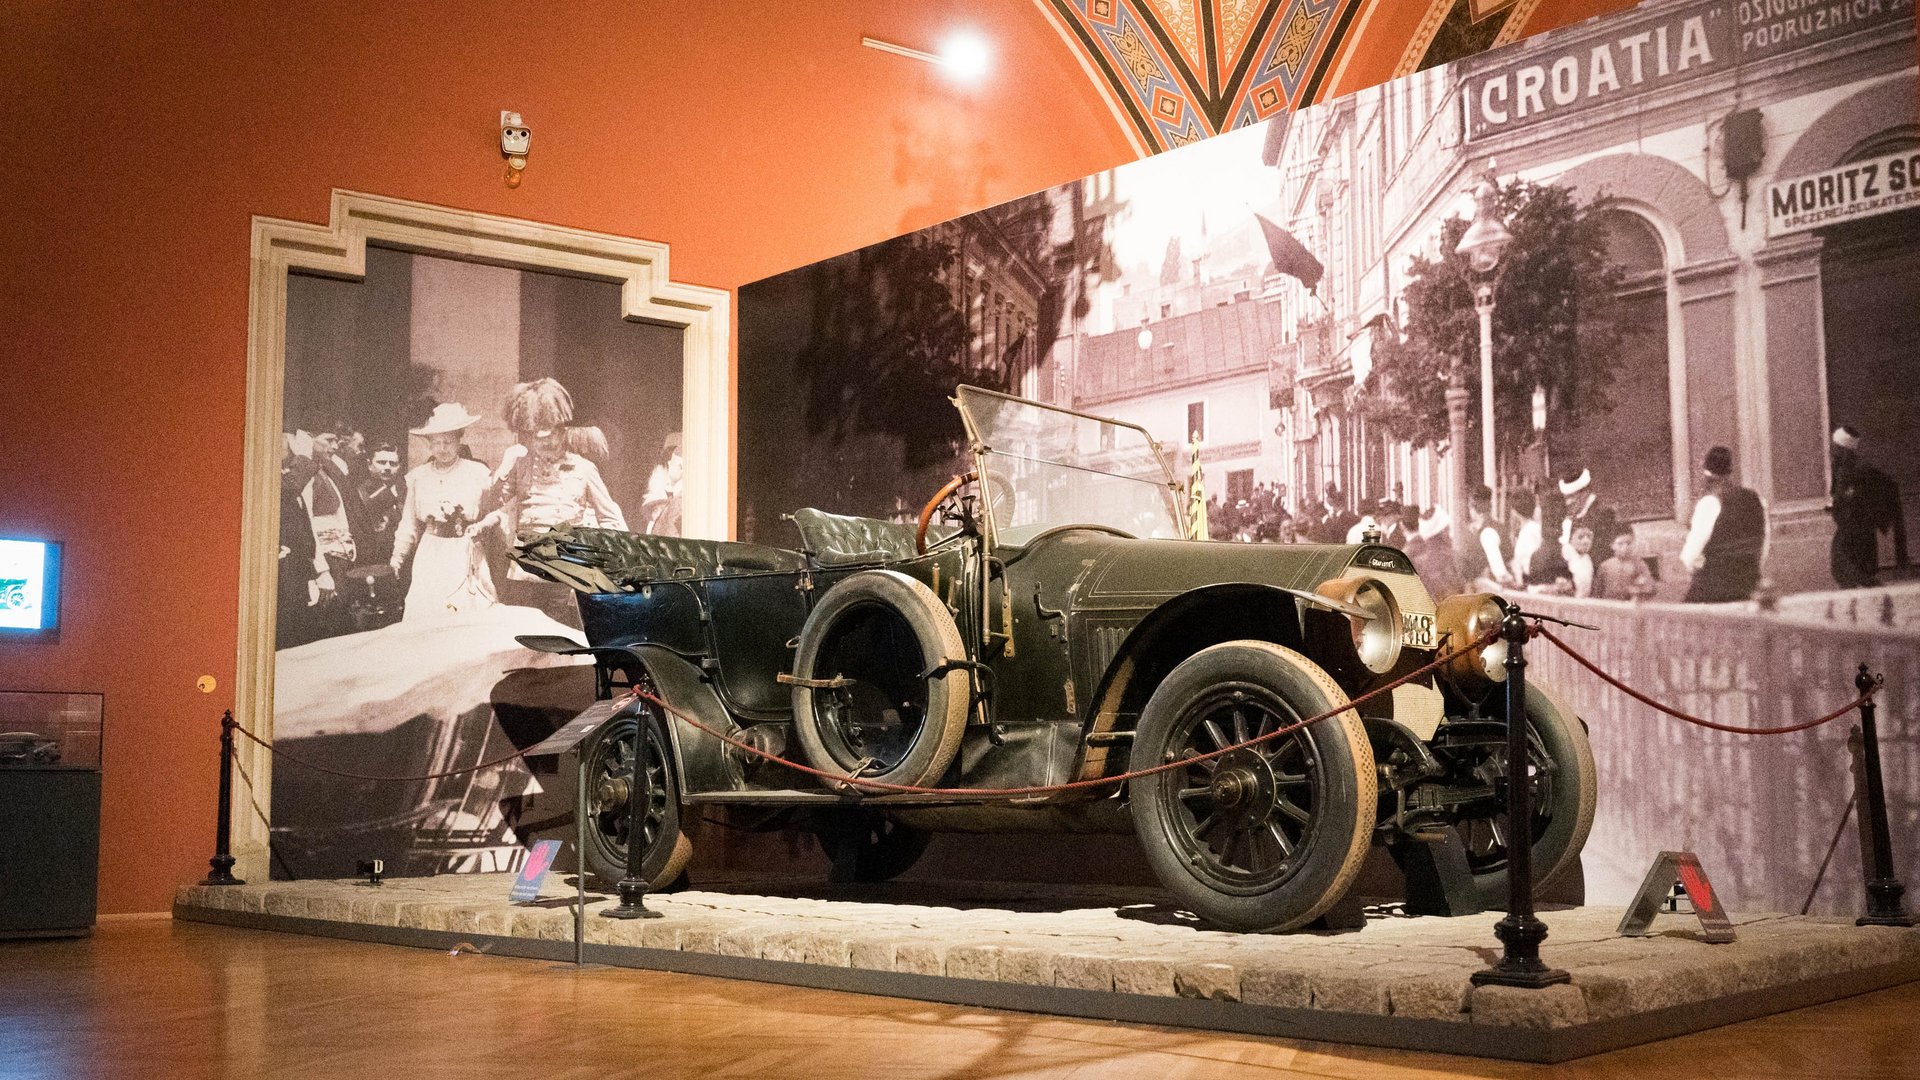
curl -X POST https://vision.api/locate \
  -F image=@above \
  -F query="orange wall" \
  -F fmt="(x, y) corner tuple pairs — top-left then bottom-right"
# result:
(0, 1), (1133, 915)
(0, 0), (1650, 915)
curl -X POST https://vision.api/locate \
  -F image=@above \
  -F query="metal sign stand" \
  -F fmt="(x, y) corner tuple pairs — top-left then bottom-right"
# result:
(573, 749), (588, 966)
(1617, 851), (1735, 943)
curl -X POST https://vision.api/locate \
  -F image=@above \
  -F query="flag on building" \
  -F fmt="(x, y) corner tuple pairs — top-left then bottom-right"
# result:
(1255, 213), (1323, 294)
(1187, 434), (1208, 540)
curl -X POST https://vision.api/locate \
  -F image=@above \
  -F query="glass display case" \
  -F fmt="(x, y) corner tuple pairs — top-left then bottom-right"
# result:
(0, 690), (102, 769)
(1, 690), (103, 937)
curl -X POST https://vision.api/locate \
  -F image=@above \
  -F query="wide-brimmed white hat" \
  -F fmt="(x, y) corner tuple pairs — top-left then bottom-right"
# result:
(410, 403), (481, 436)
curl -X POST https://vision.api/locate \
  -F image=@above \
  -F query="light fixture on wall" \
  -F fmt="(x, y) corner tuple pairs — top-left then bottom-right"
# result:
(501, 111), (531, 188)
(861, 31), (993, 83)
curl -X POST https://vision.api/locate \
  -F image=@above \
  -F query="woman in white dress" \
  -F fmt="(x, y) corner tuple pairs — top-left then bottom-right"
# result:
(388, 403), (498, 619)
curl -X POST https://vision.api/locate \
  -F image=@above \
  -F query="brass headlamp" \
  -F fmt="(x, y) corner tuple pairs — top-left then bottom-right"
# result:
(1434, 592), (1510, 692)
(1312, 576), (1404, 678)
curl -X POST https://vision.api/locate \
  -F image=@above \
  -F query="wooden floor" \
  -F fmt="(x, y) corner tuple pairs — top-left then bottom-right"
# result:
(2, 921), (1916, 1079)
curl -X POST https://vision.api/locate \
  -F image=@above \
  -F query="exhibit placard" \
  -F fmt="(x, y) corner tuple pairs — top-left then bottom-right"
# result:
(509, 840), (562, 902)
(1766, 147), (1920, 235)
(1618, 850), (1736, 942)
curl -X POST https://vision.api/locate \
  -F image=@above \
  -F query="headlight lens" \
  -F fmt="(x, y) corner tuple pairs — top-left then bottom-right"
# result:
(1435, 592), (1509, 690)
(1315, 576), (1404, 675)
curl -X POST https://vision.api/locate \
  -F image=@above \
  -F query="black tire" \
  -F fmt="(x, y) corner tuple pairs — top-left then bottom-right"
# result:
(815, 811), (932, 884)
(1128, 641), (1376, 932)
(577, 705), (693, 891)
(791, 570), (970, 788)
(1451, 680), (1597, 909)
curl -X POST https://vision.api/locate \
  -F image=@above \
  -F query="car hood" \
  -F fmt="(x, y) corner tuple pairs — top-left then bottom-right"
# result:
(1065, 536), (1414, 610)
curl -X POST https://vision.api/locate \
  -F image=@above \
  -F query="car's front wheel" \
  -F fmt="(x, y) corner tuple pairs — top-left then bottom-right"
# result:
(1128, 642), (1376, 932)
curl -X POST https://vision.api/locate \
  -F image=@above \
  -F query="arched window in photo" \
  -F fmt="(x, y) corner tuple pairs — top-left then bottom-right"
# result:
(1568, 208), (1675, 523)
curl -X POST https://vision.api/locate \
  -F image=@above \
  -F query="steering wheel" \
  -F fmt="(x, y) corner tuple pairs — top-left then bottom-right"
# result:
(915, 471), (1014, 554)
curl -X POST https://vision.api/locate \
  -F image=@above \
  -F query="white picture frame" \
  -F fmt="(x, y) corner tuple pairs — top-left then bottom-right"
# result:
(232, 190), (729, 882)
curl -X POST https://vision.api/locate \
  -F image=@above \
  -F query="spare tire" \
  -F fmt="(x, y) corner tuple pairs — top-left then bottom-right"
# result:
(790, 570), (970, 788)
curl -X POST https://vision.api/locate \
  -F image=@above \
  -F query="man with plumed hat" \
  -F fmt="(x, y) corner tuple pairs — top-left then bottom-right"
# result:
(1680, 445), (1768, 603)
(1828, 425), (1907, 589)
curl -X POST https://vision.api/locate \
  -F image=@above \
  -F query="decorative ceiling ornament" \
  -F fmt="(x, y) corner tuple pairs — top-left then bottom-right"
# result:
(1038, 0), (1604, 155)
(1394, 0), (1545, 78)
(1037, 0), (1363, 153)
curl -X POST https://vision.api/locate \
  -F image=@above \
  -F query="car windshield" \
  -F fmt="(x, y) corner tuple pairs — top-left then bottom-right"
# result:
(954, 386), (1184, 544)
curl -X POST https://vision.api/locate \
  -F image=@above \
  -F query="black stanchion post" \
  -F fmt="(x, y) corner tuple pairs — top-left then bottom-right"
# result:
(201, 710), (245, 886)
(602, 716), (661, 921)
(1853, 664), (1913, 927)
(1471, 610), (1570, 989)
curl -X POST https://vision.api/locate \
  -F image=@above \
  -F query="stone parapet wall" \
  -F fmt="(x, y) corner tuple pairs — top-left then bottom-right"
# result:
(1518, 594), (1918, 915)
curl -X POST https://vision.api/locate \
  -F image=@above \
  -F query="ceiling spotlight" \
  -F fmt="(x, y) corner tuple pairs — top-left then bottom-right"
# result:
(861, 31), (993, 83)
(939, 31), (992, 81)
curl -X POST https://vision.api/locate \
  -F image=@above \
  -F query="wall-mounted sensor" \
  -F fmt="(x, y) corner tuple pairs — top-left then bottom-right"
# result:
(501, 111), (530, 187)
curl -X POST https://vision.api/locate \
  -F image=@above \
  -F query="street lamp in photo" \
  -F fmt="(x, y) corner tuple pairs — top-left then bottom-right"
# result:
(1532, 382), (1550, 483)
(1455, 178), (1513, 507)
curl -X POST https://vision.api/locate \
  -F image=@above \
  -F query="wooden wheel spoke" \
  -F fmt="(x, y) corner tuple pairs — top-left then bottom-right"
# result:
(1231, 707), (1250, 744)
(1264, 819), (1296, 858)
(1273, 771), (1309, 787)
(1202, 719), (1232, 752)
(1191, 811), (1224, 840)
(1276, 796), (1312, 826)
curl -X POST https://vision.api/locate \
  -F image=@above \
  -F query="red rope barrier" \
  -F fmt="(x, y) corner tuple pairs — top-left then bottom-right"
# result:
(622, 628), (1501, 798)
(222, 619), (1879, 794)
(223, 717), (540, 782)
(1532, 624), (1875, 736)
(221, 631), (1491, 797)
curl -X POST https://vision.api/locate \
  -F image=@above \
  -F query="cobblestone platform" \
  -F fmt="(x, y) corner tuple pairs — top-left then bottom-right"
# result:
(174, 875), (1920, 1062)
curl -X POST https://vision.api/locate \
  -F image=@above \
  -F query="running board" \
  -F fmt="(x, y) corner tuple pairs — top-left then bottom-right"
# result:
(683, 788), (1063, 807)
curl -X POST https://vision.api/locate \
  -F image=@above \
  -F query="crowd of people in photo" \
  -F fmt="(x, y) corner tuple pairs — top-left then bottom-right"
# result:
(1200, 428), (1908, 606)
(277, 376), (684, 648)
(1204, 472), (1664, 603)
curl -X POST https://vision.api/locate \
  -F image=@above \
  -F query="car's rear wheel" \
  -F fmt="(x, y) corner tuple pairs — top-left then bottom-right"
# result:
(578, 705), (693, 891)
(790, 570), (970, 788)
(1447, 681), (1596, 909)
(1128, 642), (1376, 932)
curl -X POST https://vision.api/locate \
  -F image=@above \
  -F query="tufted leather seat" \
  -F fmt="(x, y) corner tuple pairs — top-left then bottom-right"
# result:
(513, 525), (804, 593)
(788, 508), (921, 567)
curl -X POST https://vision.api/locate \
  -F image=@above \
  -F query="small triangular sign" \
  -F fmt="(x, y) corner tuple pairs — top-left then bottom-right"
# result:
(1618, 850), (1736, 943)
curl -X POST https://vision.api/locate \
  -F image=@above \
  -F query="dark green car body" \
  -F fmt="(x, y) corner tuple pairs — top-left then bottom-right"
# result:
(517, 386), (1592, 931)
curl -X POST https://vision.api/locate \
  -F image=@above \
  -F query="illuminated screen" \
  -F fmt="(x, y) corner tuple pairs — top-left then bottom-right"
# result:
(0, 537), (61, 640)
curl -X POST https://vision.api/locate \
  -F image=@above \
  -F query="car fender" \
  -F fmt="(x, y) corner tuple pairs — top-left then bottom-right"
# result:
(624, 643), (740, 796)
(1076, 582), (1319, 780)
(517, 634), (740, 797)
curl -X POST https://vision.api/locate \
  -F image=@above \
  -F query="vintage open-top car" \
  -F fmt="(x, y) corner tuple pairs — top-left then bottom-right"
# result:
(515, 386), (1594, 932)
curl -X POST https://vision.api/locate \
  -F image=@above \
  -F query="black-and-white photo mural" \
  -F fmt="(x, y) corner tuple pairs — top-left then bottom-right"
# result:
(271, 246), (685, 878)
(739, 0), (1918, 914)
